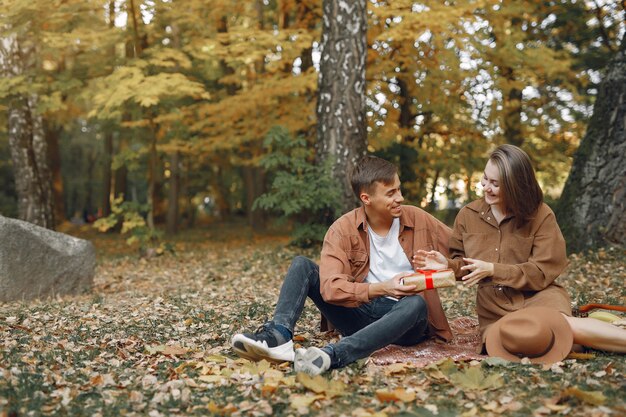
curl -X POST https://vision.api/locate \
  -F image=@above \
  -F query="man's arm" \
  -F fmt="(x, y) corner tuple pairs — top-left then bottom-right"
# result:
(318, 227), (370, 307)
(319, 227), (416, 306)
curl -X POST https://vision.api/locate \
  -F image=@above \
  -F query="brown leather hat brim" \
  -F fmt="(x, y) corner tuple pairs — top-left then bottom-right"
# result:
(485, 307), (573, 364)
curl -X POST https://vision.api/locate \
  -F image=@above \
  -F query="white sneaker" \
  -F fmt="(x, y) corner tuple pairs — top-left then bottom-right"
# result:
(231, 322), (295, 363)
(294, 347), (331, 375)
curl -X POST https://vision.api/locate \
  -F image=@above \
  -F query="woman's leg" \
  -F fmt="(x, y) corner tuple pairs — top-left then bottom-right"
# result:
(563, 314), (626, 353)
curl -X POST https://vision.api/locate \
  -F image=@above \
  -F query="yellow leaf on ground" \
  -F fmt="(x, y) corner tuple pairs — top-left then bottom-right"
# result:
(162, 345), (188, 356)
(199, 375), (224, 383)
(289, 393), (324, 410)
(384, 362), (412, 375)
(562, 387), (606, 405)
(449, 366), (503, 391)
(204, 354), (229, 363)
(566, 352), (596, 360)
(261, 384), (278, 396)
(297, 373), (346, 398)
(89, 374), (104, 386)
(375, 388), (416, 402)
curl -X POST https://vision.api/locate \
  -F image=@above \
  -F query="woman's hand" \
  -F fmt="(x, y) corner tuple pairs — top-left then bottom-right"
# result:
(460, 258), (494, 286)
(412, 250), (448, 271)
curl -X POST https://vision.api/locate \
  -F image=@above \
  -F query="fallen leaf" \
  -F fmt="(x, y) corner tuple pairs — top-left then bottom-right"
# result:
(375, 388), (416, 402)
(449, 366), (503, 391)
(199, 375), (224, 383)
(289, 393), (324, 412)
(383, 362), (412, 375)
(162, 345), (188, 356)
(261, 384), (277, 396)
(297, 373), (346, 398)
(482, 357), (511, 367)
(566, 352), (596, 360)
(562, 387), (606, 405)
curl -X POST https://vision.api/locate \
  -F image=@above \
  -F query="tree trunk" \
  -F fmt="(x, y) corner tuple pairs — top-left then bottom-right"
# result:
(316, 0), (368, 214)
(84, 149), (96, 219)
(45, 121), (65, 224)
(166, 151), (180, 234)
(556, 38), (626, 252)
(147, 118), (158, 230)
(1, 34), (55, 229)
(242, 164), (266, 229)
(502, 68), (524, 147)
(102, 131), (113, 216)
(101, 1), (115, 218)
(7, 96), (55, 229)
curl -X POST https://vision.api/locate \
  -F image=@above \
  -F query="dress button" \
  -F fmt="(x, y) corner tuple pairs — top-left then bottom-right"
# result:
(481, 212), (484, 215)
(495, 248), (498, 251)
(487, 216), (491, 220)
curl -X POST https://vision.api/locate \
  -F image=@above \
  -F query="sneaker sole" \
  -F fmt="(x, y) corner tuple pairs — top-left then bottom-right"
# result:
(232, 334), (294, 363)
(231, 338), (261, 361)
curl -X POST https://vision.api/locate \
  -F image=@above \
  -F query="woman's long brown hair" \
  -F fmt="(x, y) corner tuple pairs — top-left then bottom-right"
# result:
(489, 145), (543, 228)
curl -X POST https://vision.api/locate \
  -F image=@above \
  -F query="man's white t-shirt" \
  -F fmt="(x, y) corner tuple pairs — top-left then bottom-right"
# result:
(365, 218), (413, 294)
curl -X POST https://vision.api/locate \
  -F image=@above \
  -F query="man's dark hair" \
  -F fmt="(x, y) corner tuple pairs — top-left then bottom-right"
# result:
(349, 155), (398, 199)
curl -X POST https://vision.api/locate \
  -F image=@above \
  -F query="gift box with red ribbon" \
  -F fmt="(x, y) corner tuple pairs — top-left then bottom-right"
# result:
(401, 269), (455, 292)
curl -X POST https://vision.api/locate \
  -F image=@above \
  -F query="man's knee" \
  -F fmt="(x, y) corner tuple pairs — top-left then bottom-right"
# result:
(397, 295), (428, 320)
(291, 255), (315, 270)
(288, 256), (319, 284)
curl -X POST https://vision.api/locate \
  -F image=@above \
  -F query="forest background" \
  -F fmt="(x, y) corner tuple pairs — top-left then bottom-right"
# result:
(0, 0), (624, 249)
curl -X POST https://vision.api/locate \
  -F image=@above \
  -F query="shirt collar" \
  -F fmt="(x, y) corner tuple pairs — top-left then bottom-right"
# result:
(356, 205), (412, 231)
(467, 198), (513, 227)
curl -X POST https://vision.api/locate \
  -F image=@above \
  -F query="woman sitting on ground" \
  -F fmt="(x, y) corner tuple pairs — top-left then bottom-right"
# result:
(414, 144), (626, 361)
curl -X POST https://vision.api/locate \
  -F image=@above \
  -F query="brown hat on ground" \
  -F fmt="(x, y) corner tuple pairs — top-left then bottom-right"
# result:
(485, 307), (573, 364)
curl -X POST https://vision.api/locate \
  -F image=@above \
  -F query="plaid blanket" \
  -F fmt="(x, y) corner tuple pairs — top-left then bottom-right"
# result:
(368, 317), (486, 366)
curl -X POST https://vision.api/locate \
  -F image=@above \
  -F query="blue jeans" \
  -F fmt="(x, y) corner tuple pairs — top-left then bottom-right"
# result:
(273, 256), (429, 368)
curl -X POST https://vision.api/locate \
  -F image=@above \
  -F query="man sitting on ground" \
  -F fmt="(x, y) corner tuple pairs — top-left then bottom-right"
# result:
(231, 155), (453, 375)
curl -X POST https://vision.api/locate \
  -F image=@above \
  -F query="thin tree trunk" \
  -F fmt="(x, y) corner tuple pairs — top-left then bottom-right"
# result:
(84, 149), (96, 219)
(45, 121), (65, 224)
(102, 131), (113, 216)
(429, 169), (440, 212)
(502, 67), (524, 147)
(147, 117), (158, 230)
(556, 37), (626, 252)
(166, 21), (183, 234)
(166, 151), (180, 234)
(316, 0), (368, 213)
(102, 1), (116, 217)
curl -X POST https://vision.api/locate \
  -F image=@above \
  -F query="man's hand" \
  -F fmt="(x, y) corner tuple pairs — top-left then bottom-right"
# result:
(412, 250), (448, 271)
(368, 271), (417, 299)
(460, 258), (494, 287)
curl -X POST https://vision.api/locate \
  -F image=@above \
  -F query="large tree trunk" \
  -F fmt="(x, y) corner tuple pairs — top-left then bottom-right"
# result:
(1, 35), (55, 229)
(316, 0), (367, 214)
(556, 38), (626, 252)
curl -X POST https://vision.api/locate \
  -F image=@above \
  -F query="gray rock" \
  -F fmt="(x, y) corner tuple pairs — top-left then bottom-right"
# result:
(0, 215), (95, 302)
